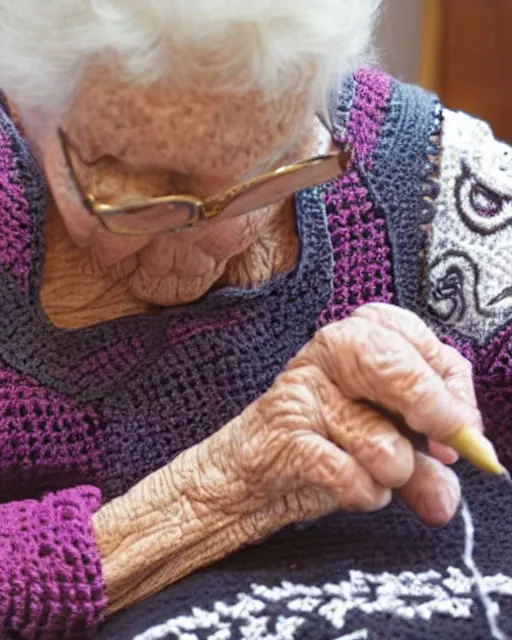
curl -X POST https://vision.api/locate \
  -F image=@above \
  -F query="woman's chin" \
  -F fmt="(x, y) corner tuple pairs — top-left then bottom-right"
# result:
(124, 266), (222, 307)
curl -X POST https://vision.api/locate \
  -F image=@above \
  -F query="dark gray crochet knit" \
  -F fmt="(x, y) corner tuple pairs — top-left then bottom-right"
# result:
(0, 68), (511, 639)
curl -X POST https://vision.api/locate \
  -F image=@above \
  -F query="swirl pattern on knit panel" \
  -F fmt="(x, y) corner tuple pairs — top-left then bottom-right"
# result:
(420, 109), (512, 458)
(426, 109), (512, 345)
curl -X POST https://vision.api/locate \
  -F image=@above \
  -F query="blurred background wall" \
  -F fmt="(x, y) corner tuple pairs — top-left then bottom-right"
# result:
(375, 0), (422, 83)
(375, 0), (512, 142)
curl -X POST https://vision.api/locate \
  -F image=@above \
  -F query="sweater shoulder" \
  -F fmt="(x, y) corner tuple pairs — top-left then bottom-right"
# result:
(326, 70), (441, 318)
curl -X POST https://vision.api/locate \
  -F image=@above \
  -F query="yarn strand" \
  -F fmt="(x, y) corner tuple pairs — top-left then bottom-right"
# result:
(461, 498), (510, 640)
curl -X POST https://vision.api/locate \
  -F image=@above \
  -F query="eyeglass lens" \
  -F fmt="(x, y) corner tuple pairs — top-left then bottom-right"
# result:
(102, 152), (346, 234)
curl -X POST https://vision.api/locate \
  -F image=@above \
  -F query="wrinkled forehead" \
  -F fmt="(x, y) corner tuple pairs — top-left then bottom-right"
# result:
(59, 64), (312, 181)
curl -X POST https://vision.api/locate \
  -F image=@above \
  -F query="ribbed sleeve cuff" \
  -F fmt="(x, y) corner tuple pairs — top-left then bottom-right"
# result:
(0, 486), (107, 639)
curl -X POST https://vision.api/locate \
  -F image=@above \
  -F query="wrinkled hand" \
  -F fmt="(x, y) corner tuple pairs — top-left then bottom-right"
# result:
(195, 304), (482, 536)
(95, 304), (485, 613)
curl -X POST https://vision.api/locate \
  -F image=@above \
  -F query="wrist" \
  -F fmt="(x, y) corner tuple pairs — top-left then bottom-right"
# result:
(92, 432), (256, 614)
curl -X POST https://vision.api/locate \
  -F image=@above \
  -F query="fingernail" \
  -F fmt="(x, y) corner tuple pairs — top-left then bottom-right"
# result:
(422, 486), (457, 523)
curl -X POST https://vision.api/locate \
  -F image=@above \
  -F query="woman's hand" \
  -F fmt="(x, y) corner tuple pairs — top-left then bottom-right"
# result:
(190, 303), (482, 537)
(94, 303), (484, 614)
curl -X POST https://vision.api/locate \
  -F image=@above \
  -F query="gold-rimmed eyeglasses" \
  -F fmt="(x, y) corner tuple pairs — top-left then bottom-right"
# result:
(58, 128), (349, 236)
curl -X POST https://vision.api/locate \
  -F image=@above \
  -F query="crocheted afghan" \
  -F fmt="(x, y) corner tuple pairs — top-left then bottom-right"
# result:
(0, 70), (511, 639)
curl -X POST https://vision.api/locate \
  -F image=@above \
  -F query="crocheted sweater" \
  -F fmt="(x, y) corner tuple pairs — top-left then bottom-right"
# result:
(1, 69), (512, 640)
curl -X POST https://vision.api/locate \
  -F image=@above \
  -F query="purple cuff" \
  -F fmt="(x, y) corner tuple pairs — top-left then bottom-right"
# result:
(0, 486), (107, 639)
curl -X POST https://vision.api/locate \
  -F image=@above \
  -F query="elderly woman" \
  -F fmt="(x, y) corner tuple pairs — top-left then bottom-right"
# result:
(0, 1), (511, 638)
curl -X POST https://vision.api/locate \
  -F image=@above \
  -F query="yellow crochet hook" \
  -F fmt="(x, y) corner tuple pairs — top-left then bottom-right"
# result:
(443, 428), (510, 478)
(366, 403), (509, 478)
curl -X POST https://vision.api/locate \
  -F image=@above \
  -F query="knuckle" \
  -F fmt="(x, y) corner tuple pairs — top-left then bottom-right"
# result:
(418, 328), (443, 360)
(293, 487), (338, 522)
(373, 487), (393, 510)
(316, 317), (360, 348)
(275, 364), (322, 390)
(366, 435), (414, 488)
(401, 370), (437, 403)
(351, 303), (380, 323)
(292, 325), (334, 366)
(456, 358), (473, 382)
(461, 356), (473, 375)
(353, 302), (394, 318)
(443, 343), (466, 364)
(440, 345), (474, 382)
(391, 368), (441, 418)
(305, 443), (347, 486)
(313, 322), (338, 352)
(338, 406), (387, 454)
(450, 348), (473, 375)
(355, 303), (423, 330)
(270, 368), (325, 421)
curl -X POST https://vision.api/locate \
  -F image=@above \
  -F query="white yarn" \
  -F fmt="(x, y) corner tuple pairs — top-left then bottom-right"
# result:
(460, 498), (510, 640)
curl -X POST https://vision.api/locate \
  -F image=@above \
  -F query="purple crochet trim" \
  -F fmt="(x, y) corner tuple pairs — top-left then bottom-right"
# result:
(0, 368), (104, 496)
(348, 70), (394, 169)
(318, 70), (395, 327)
(0, 486), (106, 639)
(0, 119), (33, 290)
(167, 313), (246, 347)
(75, 336), (144, 386)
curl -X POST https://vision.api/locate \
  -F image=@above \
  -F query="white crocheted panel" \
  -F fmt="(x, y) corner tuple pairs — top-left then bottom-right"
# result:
(426, 109), (512, 345)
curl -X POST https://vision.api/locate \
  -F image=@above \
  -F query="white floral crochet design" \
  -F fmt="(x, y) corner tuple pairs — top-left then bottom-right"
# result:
(426, 109), (512, 344)
(133, 567), (512, 640)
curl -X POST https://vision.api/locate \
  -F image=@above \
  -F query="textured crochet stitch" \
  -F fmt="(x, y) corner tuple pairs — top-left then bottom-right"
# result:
(0, 70), (511, 639)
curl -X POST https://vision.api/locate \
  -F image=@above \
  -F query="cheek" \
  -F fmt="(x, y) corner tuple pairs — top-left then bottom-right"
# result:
(40, 132), (100, 248)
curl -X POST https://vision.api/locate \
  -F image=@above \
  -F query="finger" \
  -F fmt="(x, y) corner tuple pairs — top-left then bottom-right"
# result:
(247, 369), (393, 513)
(428, 440), (459, 465)
(290, 319), (482, 443)
(353, 306), (483, 452)
(295, 433), (392, 513)
(326, 399), (416, 489)
(398, 452), (461, 527)
(282, 365), (415, 489)
(353, 304), (479, 411)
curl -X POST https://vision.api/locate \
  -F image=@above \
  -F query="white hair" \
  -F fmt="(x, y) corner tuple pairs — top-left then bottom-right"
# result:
(0, 0), (380, 120)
